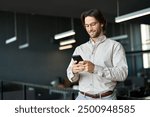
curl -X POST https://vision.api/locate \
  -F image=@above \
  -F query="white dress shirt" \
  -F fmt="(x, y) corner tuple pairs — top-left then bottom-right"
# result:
(67, 35), (128, 94)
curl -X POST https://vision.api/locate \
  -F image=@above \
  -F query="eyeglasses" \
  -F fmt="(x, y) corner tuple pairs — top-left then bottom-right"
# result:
(84, 22), (98, 28)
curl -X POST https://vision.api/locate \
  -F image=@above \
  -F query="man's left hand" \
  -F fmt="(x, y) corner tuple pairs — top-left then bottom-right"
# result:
(83, 61), (95, 73)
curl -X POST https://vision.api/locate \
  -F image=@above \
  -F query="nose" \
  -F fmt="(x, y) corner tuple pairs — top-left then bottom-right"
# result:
(88, 25), (93, 31)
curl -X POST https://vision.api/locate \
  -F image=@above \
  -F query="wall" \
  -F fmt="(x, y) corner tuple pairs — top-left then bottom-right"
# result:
(0, 11), (87, 85)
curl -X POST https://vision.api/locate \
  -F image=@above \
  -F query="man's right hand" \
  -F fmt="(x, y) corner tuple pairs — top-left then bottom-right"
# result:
(72, 61), (85, 74)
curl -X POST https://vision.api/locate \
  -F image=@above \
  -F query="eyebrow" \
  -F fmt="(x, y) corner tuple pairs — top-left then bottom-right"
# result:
(84, 22), (98, 26)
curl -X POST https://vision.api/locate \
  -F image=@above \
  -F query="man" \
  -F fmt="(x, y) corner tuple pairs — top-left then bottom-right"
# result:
(67, 9), (128, 100)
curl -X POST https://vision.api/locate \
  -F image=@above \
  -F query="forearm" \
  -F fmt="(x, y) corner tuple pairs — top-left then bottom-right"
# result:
(94, 65), (128, 81)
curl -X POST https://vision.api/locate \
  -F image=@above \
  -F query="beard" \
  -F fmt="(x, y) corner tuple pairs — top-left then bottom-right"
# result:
(88, 30), (101, 38)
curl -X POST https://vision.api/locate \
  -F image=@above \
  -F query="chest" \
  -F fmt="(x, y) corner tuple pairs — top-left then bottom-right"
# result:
(79, 43), (114, 67)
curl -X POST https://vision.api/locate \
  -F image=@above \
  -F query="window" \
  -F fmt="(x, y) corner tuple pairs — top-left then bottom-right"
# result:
(140, 24), (150, 68)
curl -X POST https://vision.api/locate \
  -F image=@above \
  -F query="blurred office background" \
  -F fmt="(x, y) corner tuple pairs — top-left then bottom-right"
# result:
(0, 0), (150, 100)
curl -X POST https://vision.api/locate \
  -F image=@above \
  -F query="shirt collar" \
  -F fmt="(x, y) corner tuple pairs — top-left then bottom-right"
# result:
(89, 35), (107, 45)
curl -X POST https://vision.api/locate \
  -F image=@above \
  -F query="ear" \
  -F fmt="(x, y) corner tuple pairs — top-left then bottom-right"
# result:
(101, 24), (103, 27)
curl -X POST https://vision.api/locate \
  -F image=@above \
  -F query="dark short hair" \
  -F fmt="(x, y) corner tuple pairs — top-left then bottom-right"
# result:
(81, 9), (106, 32)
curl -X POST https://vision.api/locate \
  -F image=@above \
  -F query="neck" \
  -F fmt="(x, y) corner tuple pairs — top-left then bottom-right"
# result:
(91, 32), (103, 43)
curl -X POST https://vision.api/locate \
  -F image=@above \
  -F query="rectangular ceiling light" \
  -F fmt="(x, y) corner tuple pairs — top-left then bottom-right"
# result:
(60, 39), (76, 46)
(5, 36), (17, 44)
(59, 45), (73, 50)
(115, 7), (150, 23)
(109, 34), (128, 40)
(54, 30), (75, 40)
(18, 43), (29, 49)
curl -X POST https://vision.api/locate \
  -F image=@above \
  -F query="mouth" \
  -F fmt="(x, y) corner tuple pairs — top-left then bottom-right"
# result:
(89, 32), (95, 36)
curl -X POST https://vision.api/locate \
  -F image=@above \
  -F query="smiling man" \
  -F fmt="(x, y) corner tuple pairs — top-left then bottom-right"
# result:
(67, 9), (128, 100)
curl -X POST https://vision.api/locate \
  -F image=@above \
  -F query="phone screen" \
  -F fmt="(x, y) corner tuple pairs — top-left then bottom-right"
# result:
(72, 55), (83, 63)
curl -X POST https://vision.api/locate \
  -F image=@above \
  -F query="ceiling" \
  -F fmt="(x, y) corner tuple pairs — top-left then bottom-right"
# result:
(0, 0), (150, 23)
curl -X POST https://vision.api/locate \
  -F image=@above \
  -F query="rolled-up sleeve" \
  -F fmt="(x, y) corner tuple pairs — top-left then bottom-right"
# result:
(93, 43), (128, 81)
(67, 60), (80, 82)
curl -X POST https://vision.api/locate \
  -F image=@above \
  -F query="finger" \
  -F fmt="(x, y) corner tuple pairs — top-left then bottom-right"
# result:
(78, 61), (84, 64)
(83, 64), (87, 67)
(73, 61), (78, 64)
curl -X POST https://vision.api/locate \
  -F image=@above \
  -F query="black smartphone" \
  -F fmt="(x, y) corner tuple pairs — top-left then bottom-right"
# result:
(72, 55), (83, 63)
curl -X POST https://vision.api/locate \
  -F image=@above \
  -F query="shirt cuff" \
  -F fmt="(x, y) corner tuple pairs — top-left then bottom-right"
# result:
(68, 71), (79, 82)
(71, 73), (79, 82)
(93, 65), (104, 76)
